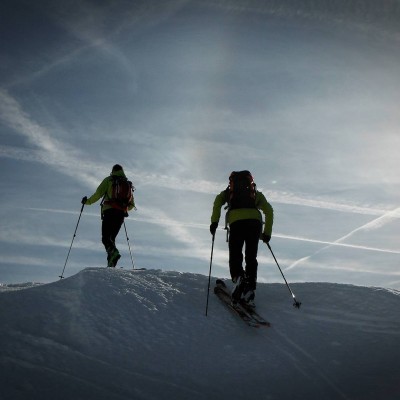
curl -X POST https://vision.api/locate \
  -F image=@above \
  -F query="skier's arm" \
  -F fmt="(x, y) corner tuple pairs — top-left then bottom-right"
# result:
(86, 177), (110, 205)
(256, 192), (274, 235)
(127, 192), (136, 211)
(210, 190), (227, 224)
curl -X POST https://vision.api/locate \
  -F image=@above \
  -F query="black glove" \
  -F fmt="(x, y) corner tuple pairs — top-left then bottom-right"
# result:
(210, 222), (218, 236)
(261, 233), (271, 243)
(81, 196), (88, 205)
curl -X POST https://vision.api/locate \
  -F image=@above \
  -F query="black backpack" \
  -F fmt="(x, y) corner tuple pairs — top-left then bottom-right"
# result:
(226, 170), (257, 209)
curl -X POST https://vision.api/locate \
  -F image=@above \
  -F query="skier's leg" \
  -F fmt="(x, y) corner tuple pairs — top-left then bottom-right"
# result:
(228, 221), (245, 281)
(244, 219), (262, 291)
(102, 210), (115, 253)
(109, 210), (125, 251)
(102, 209), (124, 266)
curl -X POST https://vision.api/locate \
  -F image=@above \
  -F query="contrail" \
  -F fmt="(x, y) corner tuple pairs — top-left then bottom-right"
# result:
(286, 207), (400, 270)
(278, 234), (400, 255)
(27, 207), (400, 257)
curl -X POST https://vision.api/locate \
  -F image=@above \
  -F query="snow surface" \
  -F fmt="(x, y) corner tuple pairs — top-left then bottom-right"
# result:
(0, 268), (399, 400)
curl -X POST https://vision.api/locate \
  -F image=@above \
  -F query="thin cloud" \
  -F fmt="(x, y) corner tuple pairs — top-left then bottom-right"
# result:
(0, 145), (44, 163)
(0, 226), (100, 252)
(278, 233), (400, 255)
(0, 255), (55, 267)
(0, 90), (100, 187)
(5, 45), (89, 90)
(201, 0), (400, 42)
(286, 207), (400, 271)
(0, 91), (212, 261)
(137, 206), (199, 249)
(336, 208), (400, 239)
(25, 206), (400, 257)
(1, 93), (398, 277)
(133, 171), (398, 218)
(266, 191), (394, 217)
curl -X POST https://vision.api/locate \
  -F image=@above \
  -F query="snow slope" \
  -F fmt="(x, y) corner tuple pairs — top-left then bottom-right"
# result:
(0, 268), (399, 400)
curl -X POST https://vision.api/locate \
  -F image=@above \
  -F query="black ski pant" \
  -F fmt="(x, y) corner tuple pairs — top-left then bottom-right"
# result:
(228, 219), (262, 290)
(101, 208), (125, 254)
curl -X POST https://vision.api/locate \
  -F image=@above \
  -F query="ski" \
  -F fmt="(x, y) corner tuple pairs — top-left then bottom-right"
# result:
(215, 279), (271, 327)
(240, 303), (271, 326)
(214, 284), (260, 327)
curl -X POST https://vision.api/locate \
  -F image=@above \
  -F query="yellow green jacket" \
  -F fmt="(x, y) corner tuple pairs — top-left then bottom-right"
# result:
(211, 190), (273, 235)
(86, 170), (135, 214)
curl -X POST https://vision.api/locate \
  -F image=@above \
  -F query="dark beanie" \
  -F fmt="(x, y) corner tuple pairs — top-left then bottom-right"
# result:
(112, 164), (123, 172)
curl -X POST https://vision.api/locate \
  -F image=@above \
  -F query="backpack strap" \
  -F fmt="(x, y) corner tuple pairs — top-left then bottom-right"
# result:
(223, 187), (230, 242)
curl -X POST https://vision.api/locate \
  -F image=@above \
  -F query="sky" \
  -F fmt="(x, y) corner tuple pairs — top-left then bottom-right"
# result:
(1, 0), (400, 288)
(1, 268), (400, 399)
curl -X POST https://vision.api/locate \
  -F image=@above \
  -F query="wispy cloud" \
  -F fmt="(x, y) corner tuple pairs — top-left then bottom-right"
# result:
(336, 208), (400, 238)
(6, 1), (189, 91)
(25, 205), (400, 259)
(202, 0), (400, 42)
(1, 60), (398, 281)
(0, 145), (44, 163)
(266, 191), (395, 217)
(278, 233), (400, 255)
(5, 45), (89, 90)
(0, 91), (215, 263)
(0, 89), (100, 186)
(0, 224), (100, 252)
(0, 255), (55, 268)
(286, 207), (400, 271)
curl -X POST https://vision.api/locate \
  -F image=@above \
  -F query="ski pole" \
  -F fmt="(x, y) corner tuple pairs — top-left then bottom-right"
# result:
(205, 234), (216, 316)
(59, 203), (85, 279)
(123, 221), (135, 269)
(266, 243), (301, 308)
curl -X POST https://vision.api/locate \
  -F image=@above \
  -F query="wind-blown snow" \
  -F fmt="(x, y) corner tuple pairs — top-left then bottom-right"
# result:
(0, 268), (399, 400)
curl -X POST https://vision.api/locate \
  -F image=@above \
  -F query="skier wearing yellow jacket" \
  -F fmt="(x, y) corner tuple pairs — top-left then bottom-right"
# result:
(210, 171), (273, 306)
(82, 164), (135, 268)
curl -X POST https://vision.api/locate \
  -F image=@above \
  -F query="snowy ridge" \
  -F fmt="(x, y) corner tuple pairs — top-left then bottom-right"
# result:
(0, 268), (399, 400)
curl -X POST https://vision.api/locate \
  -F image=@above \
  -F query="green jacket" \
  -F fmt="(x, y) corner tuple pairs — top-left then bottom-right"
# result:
(86, 170), (135, 214)
(211, 190), (273, 235)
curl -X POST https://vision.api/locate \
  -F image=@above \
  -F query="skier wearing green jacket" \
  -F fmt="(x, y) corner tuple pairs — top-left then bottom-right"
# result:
(210, 171), (273, 307)
(81, 164), (135, 268)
